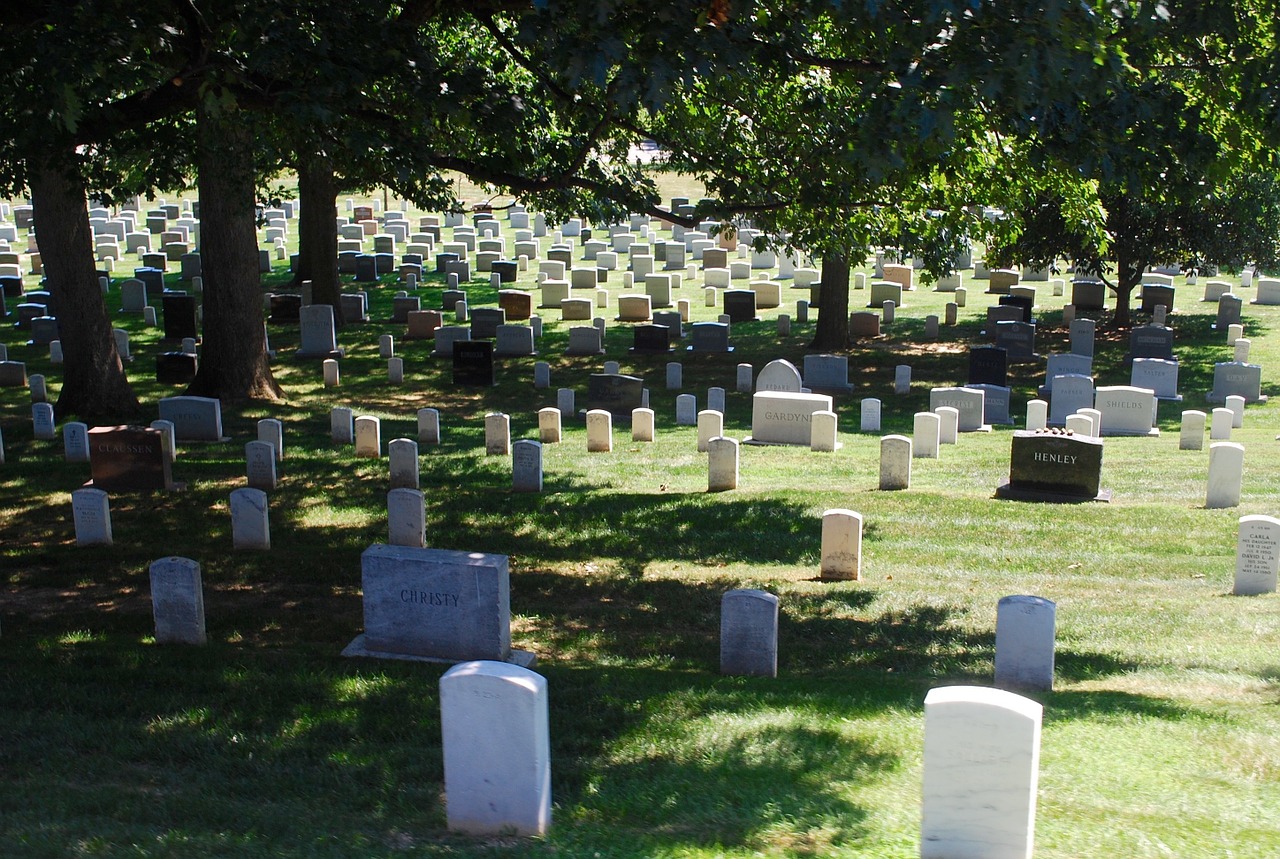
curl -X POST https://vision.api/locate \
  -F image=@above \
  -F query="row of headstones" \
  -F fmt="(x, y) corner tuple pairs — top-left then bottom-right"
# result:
(133, 534), (1043, 852)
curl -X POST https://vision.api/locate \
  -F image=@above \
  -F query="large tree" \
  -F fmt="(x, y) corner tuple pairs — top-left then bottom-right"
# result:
(980, 1), (1280, 325)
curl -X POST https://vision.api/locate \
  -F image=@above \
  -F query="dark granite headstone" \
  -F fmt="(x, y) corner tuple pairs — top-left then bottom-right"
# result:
(968, 346), (1009, 387)
(998, 294), (1034, 323)
(1128, 324), (1174, 361)
(134, 267), (165, 296)
(724, 289), (759, 323)
(491, 260), (518, 283)
(994, 320), (1037, 361)
(435, 252), (460, 274)
(442, 289), (466, 312)
(269, 294), (302, 324)
(469, 307), (506, 340)
(689, 321), (733, 352)
(452, 340), (495, 386)
(584, 373), (645, 418)
(1071, 279), (1106, 311)
(354, 254), (378, 282)
(0, 276), (22, 298)
(161, 293), (198, 341)
(88, 426), (173, 492)
(156, 351), (198, 384)
(1141, 284), (1175, 314)
(630, 323), (673, 353)
(998, 429), (1107, 502)
(338, 292), (368, 323)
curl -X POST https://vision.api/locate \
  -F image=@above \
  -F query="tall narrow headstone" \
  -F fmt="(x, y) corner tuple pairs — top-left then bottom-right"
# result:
(245, 440), (278, 491)
(512, 439), (544, 493)
(913, 412), (940, 458)
(387, 488), (426, 548)
(1234, 515), (1280, 596)
(1206, 442), (1245, 509)
(389, 438), (420, 490)
(586, 409), (613, 452)
(331, 407), (354, 444)
(440, 661), (551, 836)
(632, 407), (655, 442)
(485, 412), (511, 456)
(707, 436), (739, 492)
(820, 509), (862, 580)
(879, 435), (912, 490)
(1180, 410), (1206, 450)
(922, 686), (1042, 859)
(417, 408), (441, 445)
(994, 596), (1056, 691)
(354, 416), (381, 457)
(149, 557), (207, 645)
(257, 418), (284, 461)
(861, 398), (882, 432)
(720, 589), (780, 677)
(63, 421), (90, 463)
(229, 487), (271, 550)
(697, 410), (723, 453)
(72, 487), (113, 546)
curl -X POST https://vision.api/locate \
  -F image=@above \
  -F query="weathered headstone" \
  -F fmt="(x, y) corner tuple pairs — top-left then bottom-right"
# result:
(720, 589), (779, 677)
(158, 395), (225, 441)
(245, 440), (278, 491)
(879, 435), (912, 490)
(71, 487), (113, 546)
(387, 488), (426, 548)
(150, 557), (207, 645)
(229, 487), (271, 550)
(820, 509), (862, 580)
(707, 436), (739, 492)
(994, 596), (1056, 691)
(747, 391), (834, 445)
(343, 544), (529, 665)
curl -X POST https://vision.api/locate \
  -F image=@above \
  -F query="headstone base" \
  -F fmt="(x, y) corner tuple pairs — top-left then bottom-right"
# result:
(742, 437), (842, 449)
(1206, 393), (1267, 404)
(341, 634), (537, 668)
(995, 482), (1111, 504)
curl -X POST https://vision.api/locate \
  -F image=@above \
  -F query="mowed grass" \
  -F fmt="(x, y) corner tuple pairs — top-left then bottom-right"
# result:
(1, 174), (1279, 857)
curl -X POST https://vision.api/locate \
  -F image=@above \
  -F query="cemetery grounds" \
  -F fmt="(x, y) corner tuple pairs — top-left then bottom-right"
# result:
(1, 176), (1278, 858)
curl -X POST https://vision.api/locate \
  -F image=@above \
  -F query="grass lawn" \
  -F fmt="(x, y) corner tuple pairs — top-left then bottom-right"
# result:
(1, 175), (1278, 857)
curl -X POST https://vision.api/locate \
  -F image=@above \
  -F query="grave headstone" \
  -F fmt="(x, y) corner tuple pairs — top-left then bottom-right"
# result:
(879, 435), (912, 490)
(861, 398), (882, 432)
(584, 373), (645, 419)
(453, 340), (495, 387)
(229, 487), (271, 550)
(1094, 385), (1158, 436)
(1206, 442), (1244, 509)
(1234, 515), (1280, 596)
(71, 487), (113, 546)
(820, 509), (862, 580)
(387, 488), (426, 548)
(913, 411), (941, 458)
(158, 395), (225, 441)
(720, 589), (779, 677)
(921, 686), (1042, 859)
(747, 391), (834, 445)
(998, 429), (1107, 502)
(688, 321), (732, 352)
(994, 595), (1056, 691)
(439, 661), (550, 836)
(756, 359), (802, 393)
(1047, 374), (1095, 426)
(150, 557), (207, 644)
(968, 346), (1009, 387)
(707, 437), (739, 491)
(485, 413), (511, 456)
(343, 544), (527, 665)
(929, 387), (989, 432)
(802, 354), (852, 392)
(1209, 362), (1264, 403)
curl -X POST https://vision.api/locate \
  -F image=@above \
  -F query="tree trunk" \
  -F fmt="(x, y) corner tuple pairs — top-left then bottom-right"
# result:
(29, 154), (141, 423)
(811, 253), (851, 351)
(187, 104), (282, 401)
(294, 151), (344, 325)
